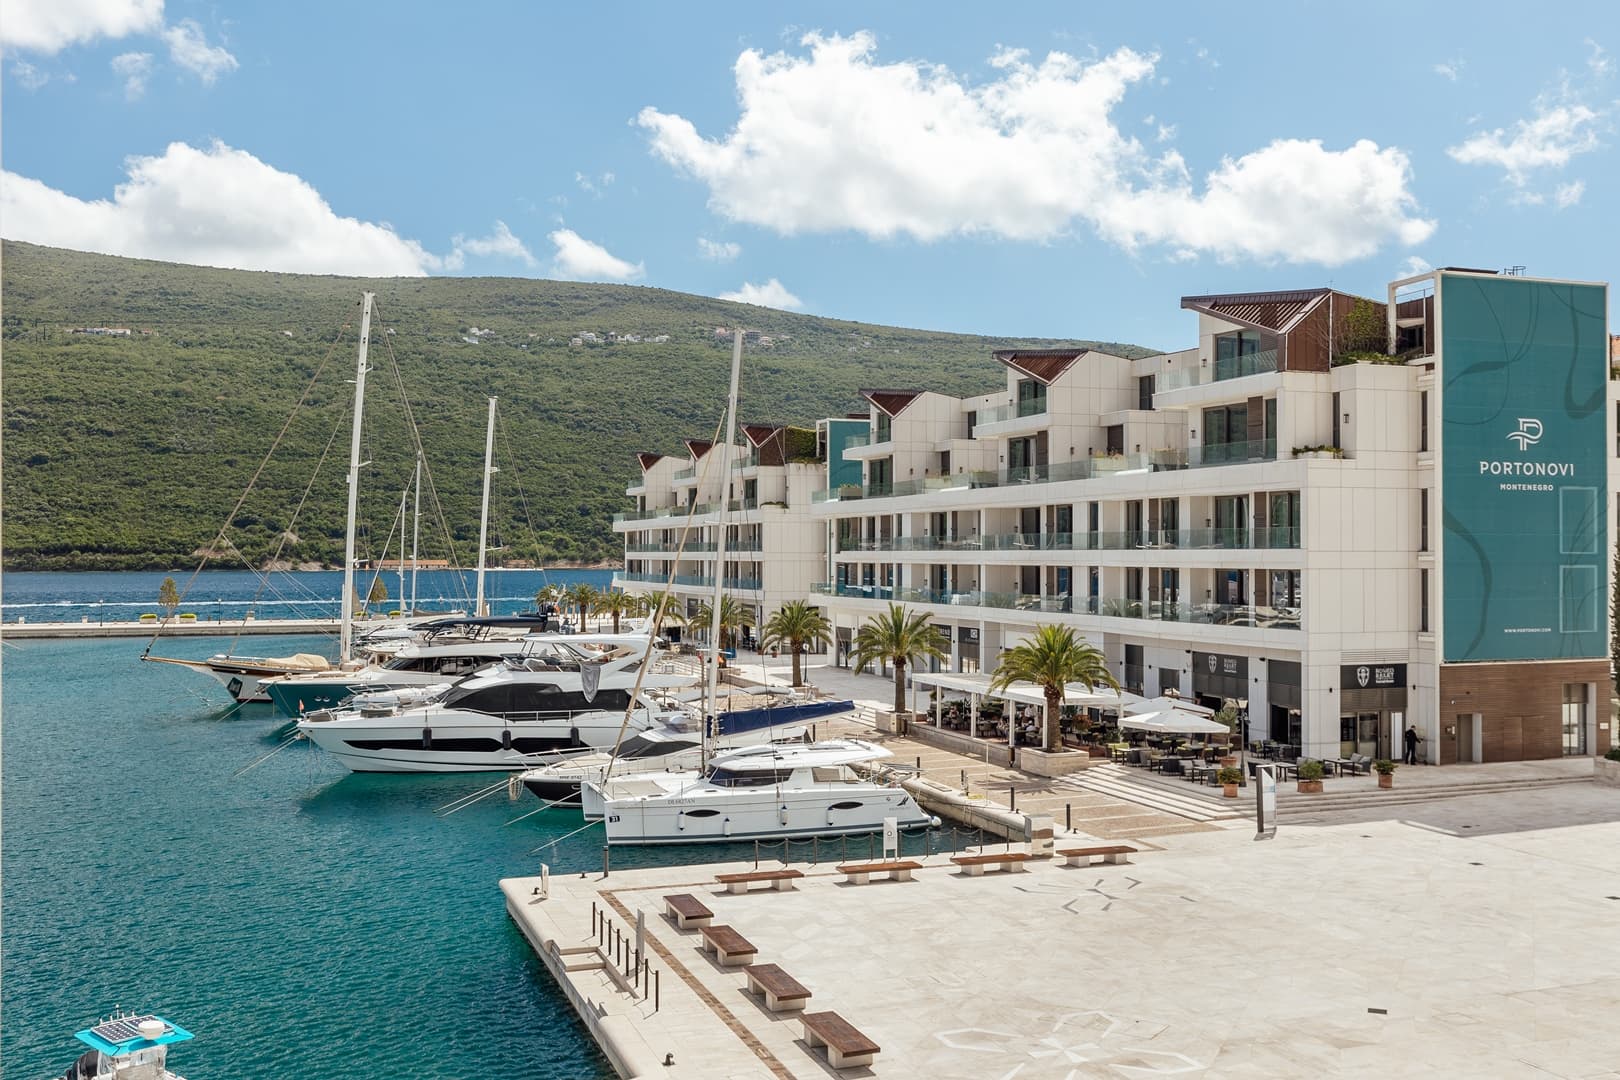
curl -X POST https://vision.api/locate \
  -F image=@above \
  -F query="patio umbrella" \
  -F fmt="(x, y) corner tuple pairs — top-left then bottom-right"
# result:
(1122, 696), (1214, 717)
(1117, 708), (1228, 734)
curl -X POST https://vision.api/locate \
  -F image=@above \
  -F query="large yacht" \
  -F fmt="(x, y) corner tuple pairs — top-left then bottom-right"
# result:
(583, 739), (935, 845)
(295, 634), (696, 772)
(261, 634), (539, 716)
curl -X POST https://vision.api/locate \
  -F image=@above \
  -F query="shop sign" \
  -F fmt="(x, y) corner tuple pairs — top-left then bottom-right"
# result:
(1340, 663), (1406, 690)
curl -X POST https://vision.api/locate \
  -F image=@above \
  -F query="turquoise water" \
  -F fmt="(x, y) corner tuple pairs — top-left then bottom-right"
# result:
(3, 574), (969, 1078)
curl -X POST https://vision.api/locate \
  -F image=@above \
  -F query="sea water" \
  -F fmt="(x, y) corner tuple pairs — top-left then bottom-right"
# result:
(0, 571), (766, 1079)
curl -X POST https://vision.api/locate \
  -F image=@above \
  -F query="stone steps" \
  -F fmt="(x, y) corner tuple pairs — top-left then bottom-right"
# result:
(1275, 775), (1592, 816)
(1057, 764), (1242, 823)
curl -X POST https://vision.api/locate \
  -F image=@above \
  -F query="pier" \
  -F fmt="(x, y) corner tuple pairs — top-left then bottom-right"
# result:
(1, 617), (341, 640)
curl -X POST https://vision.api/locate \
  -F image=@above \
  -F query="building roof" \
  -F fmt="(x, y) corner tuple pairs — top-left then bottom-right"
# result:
(859, 389), (923, 417)
(636, 452), (665, 471)
(1180, 288), (1332, 334)
(683, 438), (714, 459)
(991, 349), (1089, 384)
(740, 423), (782, 447)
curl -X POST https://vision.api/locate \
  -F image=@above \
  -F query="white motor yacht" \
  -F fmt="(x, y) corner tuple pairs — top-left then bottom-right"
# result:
(261, 633), (542, 715)
(583, 739), (935, 845)
(54, 1008), (194, 1080)
(295, 633), (697, 772)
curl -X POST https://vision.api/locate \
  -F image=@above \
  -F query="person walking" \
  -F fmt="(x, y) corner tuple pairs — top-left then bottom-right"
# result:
(1402, 725), (1421, 766)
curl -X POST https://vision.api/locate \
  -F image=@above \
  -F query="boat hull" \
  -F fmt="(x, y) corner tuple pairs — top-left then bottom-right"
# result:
(297, 709), (652, 773)
(601, 786), (931, 846)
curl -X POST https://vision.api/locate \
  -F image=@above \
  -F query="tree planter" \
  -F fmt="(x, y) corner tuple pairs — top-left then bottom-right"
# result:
(1378, 773), (1393, 789)
(1218, 756), (1237, 768)
(1596, 758), (1620, 787)
(1296, 779), (1323, 794)
(1017, 746), (1095, 778)
(1221, 782), (1239, 798)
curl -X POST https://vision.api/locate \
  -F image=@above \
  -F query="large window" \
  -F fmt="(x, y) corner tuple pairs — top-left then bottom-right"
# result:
(1419, 490), (1429, 552)
(1213, 330), (1269, 380)
(1420, 390), (1430, 453)
(1016, 378), (1047, 417)
(875, 412), (891, 442)
(1562, 683), (1589, 755)
(1138, 374), (1156, 411)
(1419, 568), (1430, 632)
(867, 458), (892, 495)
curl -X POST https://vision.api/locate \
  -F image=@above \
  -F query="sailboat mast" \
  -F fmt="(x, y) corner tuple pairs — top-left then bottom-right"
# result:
(339, 292), (375, 663)
(475, 396), (498, 618)
(410, 454), (422, 615)
(703, 328), (744, 767)
(395, 476), (409, 611)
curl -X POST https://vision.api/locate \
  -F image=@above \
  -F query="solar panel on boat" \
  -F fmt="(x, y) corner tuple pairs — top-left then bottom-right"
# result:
(91, 1016), (165, 1044)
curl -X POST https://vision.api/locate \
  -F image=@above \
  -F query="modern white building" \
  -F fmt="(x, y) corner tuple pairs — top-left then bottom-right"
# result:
(806, 272), (1613, 765)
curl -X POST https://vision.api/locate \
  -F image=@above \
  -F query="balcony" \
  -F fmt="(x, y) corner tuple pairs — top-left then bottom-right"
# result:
(673, 466), (698, 483)
(834, 525), (1300, 555)
(617, 571), (762, 591)
(613, 502), (719, 524)
(811, 582), (1299, 628)
(624, 539), (764, 554)
(1157, 349), (1279, 392)
(971, 394), (1050, 438)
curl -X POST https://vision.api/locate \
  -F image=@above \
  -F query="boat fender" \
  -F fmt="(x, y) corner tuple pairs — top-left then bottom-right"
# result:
(501, 729), (513, 750)
(569, 726), (581, 748)
(421, 727), (433, 750)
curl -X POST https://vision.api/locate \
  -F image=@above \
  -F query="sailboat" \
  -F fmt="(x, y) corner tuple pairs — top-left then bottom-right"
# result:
(142, 292), (382, 702)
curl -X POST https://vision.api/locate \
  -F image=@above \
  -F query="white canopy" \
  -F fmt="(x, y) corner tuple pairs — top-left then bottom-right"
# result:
(1124, 695), (1214, 717)
(1118, 708), (1229, 734)
(913, 670), (1126, 709)
(911, 671), (998, 696)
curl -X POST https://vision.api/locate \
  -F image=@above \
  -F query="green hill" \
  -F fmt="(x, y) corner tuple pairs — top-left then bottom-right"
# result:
(0, 241), (1152, 572)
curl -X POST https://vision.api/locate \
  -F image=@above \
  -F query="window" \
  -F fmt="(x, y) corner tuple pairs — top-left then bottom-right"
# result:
(1123, 644), (1144, 694)
(1420, 390), (1430, 453)
(1331, 391), (1342, 449)
(1562, 683), (1589, 755)
(1419, 568), (1430, 632)
(1213, 330), (1267, 379)
(1419, 490), (1429, 552)
(1201, 404), (1250, 461)
(1158, 668), (1180, 695)
(1138, 374), (1156, 411)
(874, 412), (891, 442)
(1267, 491), (1299, 547)
(1016, 378), (1047, 417)
(868, 458), (892, 495)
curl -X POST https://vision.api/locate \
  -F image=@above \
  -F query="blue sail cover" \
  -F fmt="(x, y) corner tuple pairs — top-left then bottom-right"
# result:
(714, 699), (854, 736)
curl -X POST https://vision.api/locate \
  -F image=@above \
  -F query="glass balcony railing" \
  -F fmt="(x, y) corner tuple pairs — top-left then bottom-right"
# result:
(623, 540), (764, 554)
(810, 583), (1299, 629)
(1157, 349), (1279, 391)
(613, 502), (719, 524)
(833, 526), (1300, 553)
(617, 571), (762, 591)
(974, 395), (1049, 427)
(673, 466), (698, 482)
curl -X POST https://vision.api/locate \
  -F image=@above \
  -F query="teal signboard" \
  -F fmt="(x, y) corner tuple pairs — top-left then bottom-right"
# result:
(1441, 273), (1608, 662)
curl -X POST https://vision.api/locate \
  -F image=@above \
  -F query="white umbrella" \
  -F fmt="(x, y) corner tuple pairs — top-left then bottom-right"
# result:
(1117, 709), (1228, 734)
(1123, 695), (1214, 717)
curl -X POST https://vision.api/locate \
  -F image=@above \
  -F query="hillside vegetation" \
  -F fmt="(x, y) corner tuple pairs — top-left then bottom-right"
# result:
(1, 241), (1152, 571)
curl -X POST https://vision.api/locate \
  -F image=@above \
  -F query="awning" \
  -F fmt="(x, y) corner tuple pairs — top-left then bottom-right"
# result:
(1124, 695), (1214, 717)
(1118, 709), (1229, 734)
(913, 670), (1127, 709)
(911, 671), (999, 696)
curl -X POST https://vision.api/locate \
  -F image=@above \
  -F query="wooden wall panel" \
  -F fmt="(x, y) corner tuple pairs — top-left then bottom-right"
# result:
(1437, 660), (1609, 763)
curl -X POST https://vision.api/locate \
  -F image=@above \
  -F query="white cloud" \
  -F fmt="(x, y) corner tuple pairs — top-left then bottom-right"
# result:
(547, 228), (644, 281)
(162, 18), (236, 84)
(1434, 58), (1463, 81)
(11, 60), (52, 89)
(719, 278), (802, 310)
(447, 220), (537, 268)
(1588, 39), (1613, 79)
(110, 51), (152, 99)
(697, 237), (741, 262)
(1447, 98), (1601, 184)
(574, 171), (616, 196)
(1397, 255), (1432, 278)
(0, 140), (445, 275)
(2, 0), (163, 54)
(1554, 179), (1585, 208)
(639, 33), (1433, 265)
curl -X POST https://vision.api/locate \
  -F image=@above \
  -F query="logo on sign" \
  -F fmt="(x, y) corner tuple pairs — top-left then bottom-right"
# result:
(1356, 665), (1370, 688)
(1507, 417), (1543, 451)
(1207, 655), (1217, 672)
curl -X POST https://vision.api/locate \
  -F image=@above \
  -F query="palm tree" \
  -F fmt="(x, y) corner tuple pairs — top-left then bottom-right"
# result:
(595, 589), (645, 633)
(849, 604), (946, 714)
(989, 624), (1117, 753)
(689, 594), (755, 653)
(564, 582), (598, 631)
(760, 600), (833, 687)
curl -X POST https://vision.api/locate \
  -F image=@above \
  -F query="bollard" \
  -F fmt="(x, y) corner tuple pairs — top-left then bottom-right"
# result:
(602, 845), (610, 878)
(655, 968), (661, 1012)
(916, 755), (922, 772)
(754, 840), (760, 868)
(1066, 803), (1072, 832)
(1010, 784), (1017, 813)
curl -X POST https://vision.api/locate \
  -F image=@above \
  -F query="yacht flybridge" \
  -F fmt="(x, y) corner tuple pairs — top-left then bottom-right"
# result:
(583, 739), (935, 845)
(295, 633), (698, 772)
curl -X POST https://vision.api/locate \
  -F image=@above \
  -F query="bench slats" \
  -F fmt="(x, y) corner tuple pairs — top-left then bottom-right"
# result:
(802, 1010), (880, 1055)
(951, 852), (1030, 865)
(1056, 845), (1137, 857)
(745, 963), (811, 1001)
(699, 924), (755, 955)
(715, 869), (805, 883)
(835, 860), (923, 875)
(663, 893), (713, 918)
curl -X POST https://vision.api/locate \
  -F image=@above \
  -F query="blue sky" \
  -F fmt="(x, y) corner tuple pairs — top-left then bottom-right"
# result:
(3, 1), (1616, 349)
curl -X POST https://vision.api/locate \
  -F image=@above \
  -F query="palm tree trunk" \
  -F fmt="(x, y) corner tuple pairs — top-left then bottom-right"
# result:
(790, 635), (802, 687)
(612, 612), (621, 633)
(1045, 689), (1062, 752)
(893, 658), (907, 714)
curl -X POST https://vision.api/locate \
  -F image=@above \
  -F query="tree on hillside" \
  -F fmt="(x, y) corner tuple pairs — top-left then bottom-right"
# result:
(849, 604), (945, 715)
(760, 601), (833, 688)
(989, 624), (1116, 753)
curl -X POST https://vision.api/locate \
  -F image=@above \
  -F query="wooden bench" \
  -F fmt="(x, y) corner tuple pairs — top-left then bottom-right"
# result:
(950, 851), (1030, 876)
(1056, 845), (1137, 867)
(698, 924), (758, 967)
(663, 893), (714, 930)
(743, 963), (812, 1012)
(714, 868), (805, 894)
(801, 1010), (880, 1069)
(835, 860), (923, 885)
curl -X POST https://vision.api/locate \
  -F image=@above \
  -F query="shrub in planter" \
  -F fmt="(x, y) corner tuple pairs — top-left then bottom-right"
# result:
(1217, 766), (1243, 798)
(1296, 759), (1325, 793)
(1373, 759), (1397, 788)
(1606, 748), (1620, 762)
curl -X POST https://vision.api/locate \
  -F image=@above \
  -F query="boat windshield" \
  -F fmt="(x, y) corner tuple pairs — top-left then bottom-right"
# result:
(706, 767), (792, 787)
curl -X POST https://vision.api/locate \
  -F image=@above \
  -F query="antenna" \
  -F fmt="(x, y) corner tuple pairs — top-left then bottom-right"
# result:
(1502, 265), (1526, 276)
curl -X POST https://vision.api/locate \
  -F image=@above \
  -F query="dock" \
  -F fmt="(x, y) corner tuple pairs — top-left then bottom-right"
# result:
(505, 779), (1620, 1078)
(1, 617), (341, 640)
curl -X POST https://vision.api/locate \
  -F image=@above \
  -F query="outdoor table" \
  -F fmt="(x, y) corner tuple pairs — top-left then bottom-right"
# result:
(1323, 757), (1353, 776)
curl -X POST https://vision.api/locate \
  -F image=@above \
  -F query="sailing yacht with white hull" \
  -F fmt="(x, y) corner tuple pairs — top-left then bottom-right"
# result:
(294, 633), (697, 772)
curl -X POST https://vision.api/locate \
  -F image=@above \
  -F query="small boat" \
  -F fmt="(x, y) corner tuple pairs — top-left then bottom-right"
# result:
(54, 1009), (193, 1079)
(584, 738), (935, 845)
(295, 633), (698, 772)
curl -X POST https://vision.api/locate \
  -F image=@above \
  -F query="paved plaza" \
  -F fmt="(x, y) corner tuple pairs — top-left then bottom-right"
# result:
(506, 780), (1620, 1078)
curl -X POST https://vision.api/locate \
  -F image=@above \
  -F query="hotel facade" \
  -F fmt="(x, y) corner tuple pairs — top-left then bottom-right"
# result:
(617, 269), (1614, 765)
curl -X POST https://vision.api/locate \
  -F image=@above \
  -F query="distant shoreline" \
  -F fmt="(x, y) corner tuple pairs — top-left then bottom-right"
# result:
(1, 562), (624, 574)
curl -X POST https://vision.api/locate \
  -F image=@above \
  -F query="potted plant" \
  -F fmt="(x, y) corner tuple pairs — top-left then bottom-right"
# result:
(1296, 759), (1325, 793)
(1217, 767), (1242, 798)
(1373, 759), (1397, 789)
(1213, 704), (1241, 765)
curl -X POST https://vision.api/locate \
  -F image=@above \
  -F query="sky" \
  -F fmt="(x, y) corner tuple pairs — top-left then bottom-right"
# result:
(2, 1), (1617, 350)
